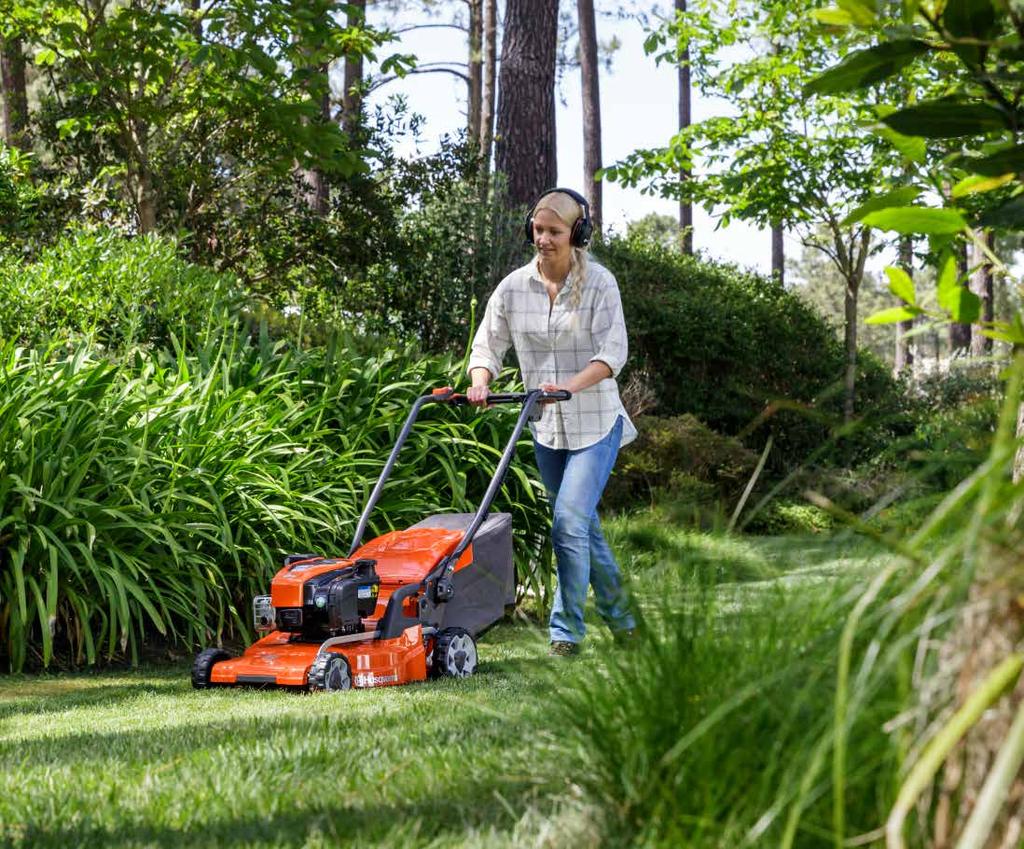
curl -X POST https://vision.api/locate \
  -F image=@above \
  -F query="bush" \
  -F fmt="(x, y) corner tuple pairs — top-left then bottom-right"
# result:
(604, 414), (758, 513)
(595, 234), (913, 466)
(0, 336), (550, 671)
(0, 229), (246, 350)
(742, 499), (834, 534)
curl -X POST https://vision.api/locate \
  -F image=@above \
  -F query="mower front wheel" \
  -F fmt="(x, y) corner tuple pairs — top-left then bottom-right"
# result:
(308, 652), (352, 692)
(433, 628), (477, 678)
(192, 648), (230, 689)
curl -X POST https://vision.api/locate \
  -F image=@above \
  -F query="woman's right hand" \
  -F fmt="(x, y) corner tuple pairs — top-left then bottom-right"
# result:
(466, 385), (490, 407)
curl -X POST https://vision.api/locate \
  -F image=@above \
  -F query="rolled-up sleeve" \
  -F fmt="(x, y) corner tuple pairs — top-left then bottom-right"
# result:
(589, 274), (628, 377)
(467, 283), (512, 380)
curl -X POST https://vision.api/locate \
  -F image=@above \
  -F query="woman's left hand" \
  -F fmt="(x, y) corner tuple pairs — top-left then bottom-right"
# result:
(538, 381), (570, 403)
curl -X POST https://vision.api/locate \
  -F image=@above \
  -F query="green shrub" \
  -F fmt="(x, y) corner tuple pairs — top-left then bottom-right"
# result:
(0, 229), (246, 350)
(743, 499), (835, 534)
(605, 414), (758, 513)
(0, 336), (549, 671)
(595, 234), (914, 466)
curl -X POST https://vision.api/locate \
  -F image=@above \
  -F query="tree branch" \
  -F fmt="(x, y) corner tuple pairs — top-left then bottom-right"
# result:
(390, 23), (468, 36)
(368, 66), (470, 92)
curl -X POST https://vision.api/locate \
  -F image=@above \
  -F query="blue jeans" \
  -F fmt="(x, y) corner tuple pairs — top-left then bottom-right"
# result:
(534, 417), (635, 644)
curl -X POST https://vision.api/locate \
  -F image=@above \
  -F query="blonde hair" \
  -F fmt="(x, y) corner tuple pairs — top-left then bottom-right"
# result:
(533, 191), (589, 310)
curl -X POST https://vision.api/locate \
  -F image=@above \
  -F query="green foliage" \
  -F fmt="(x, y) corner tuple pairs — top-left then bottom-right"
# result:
(604, 414), (757, 513)
(555, 561), (907, 847)
(1, 0), (410, 255)
(0, 144), (54, 251)
(598, 233), (910, 465)
(743, 499), (835, 534)
(900, 370), (1001, 490)
(807, 0), (1024, 344)
(0, 229), (246, 350)
(343, 150), (528, 352)
(0, 335), (550, 671)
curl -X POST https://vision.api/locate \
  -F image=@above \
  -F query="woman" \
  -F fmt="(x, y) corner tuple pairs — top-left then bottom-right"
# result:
(466, 188), (637, 655)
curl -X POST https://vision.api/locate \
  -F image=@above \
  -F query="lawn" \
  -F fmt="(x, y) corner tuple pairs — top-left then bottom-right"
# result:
(0, 524), (890, 849)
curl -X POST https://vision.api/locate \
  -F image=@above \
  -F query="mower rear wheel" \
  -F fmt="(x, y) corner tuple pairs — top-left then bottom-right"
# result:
(192, 648), (231, 689)
(433, 628), (477, 678)
(308, 652), (352, 692)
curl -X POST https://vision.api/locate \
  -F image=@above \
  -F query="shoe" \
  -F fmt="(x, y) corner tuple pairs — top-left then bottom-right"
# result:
(548, 640), (580, 657)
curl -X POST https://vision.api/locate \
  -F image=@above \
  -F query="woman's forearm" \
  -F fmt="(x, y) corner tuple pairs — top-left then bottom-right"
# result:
(565, 361), (613, 394)
(470, 367), (492, 388)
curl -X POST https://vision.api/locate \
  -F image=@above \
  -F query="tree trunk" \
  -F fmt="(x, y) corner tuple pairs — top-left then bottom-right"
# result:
(843, 275), (859, 423)
(895, 236), (915, 376)
(299, 87), (331, 217)
(495, 0), (558, 206)
(676, 0), (693, 254)
(480, 0), (497, 175)
(0, 35), (29, 149)
(468, 0), (483, 146)
(342, 0), (366, 137)
(135, 167), (158, 234)
(771, 225), (784, 286)
(837, 227), (870, 424)
(950, 241), (972, 355)
(971, 230), (995, 358)
(577, 0), (602, 236)
(189, 0), (203, 40)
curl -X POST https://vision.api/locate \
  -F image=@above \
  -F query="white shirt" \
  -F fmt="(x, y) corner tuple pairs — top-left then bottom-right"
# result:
(468, 257), (637, 450)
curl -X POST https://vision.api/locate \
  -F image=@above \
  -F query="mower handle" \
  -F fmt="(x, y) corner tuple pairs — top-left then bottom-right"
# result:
(347, 386), (570, 558)
(429, 387), (572, 406)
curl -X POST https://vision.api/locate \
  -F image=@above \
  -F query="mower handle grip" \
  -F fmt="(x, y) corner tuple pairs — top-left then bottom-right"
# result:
(429, 387), (572, 405)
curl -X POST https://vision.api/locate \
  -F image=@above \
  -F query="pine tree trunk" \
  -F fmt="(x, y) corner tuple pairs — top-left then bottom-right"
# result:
(495, 0), (558, 206)
(0, 35), (29, 150)
(676, 0), (692, 255)
(771, 225), (784, 286)
(577, 0), (602, 236)
(342, 0), (366, 137)
(468, 0), (483, 147)
(971, 230), (995, 358)
(895, 236), (915, 376)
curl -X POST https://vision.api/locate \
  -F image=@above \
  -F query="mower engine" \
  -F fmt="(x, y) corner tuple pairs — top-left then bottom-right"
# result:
(255, 558), (380, 638)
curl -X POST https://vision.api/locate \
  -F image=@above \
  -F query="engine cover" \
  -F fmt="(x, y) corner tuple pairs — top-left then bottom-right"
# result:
(275, 558), (380, 637)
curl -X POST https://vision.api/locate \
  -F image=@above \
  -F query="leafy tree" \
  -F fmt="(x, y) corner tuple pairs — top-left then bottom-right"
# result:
(605, 0), (903, 422)
(4, 0), (404, 234)
(805, 2), (1024, 846)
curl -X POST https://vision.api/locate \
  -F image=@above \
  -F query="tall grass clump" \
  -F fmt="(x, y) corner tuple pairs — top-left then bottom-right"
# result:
(0, 333), (550, 672)
(557, 358), (1024, 848)
(555, 573), (909, 848)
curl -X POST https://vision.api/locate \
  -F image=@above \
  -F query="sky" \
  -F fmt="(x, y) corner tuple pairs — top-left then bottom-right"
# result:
(362, 3), (789, 276)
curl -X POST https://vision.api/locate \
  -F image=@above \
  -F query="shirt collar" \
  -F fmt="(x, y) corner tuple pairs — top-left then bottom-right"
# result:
(529, 256), (576, 298)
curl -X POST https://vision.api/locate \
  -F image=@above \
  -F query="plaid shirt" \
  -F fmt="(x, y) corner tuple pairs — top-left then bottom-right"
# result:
(468, 258), (637, 450)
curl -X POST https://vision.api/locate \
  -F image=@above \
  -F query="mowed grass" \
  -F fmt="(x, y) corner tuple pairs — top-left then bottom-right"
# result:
(0, 526), (890, 849)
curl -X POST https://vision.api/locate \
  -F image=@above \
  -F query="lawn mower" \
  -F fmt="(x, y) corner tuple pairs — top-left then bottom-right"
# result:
(191, 386), (569, 692)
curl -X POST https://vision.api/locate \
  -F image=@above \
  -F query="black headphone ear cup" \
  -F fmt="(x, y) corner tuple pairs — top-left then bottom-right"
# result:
(525, 215), (535, 245)
(572, 219), (593, 248)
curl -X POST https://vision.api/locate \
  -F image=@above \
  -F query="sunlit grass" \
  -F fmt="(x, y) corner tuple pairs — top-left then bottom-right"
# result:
(0, 530), (894, 849)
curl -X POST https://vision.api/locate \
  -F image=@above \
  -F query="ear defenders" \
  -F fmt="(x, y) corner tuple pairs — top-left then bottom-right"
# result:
(525, 187), (594, 248)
